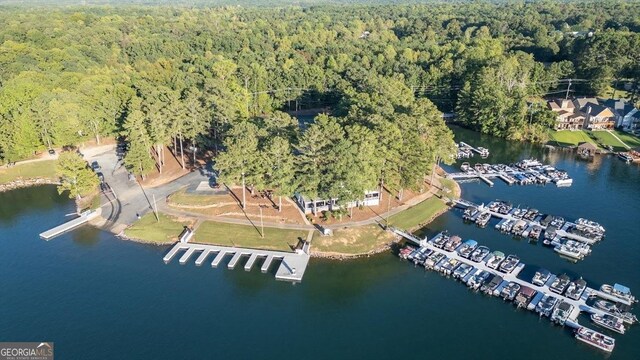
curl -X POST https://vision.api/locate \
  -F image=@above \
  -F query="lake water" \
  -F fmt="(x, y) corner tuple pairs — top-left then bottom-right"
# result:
(0, 126), (638, 359)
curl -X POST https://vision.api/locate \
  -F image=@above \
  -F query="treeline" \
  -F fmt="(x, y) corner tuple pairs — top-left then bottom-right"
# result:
(0, 1), (639, 199)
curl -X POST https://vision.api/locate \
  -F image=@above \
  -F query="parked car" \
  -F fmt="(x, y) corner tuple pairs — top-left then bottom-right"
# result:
(48, 148), (56, 155)
(96, 172), (105, 183)
(91, 161), (101, 171)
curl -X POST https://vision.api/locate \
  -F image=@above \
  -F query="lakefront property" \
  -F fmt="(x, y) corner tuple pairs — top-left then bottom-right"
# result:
(1, 1), (640, 359)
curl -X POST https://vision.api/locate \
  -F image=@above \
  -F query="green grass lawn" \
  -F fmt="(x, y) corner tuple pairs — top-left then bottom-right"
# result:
(588, 131), (628, 151)
(548, 130), (598, 147)
(388, 196), (448, 231)
(612, 130), (640, 148)
(192, 221), (305, 252)
(124, 213), (191, 244)
(0, 160), (57, 184)
(168, 188), (231, 206)
(311, 224), (395, 255)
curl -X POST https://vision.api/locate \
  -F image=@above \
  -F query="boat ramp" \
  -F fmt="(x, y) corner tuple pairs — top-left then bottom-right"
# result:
(390, 228), (636, 353)
(163, 241), (311, 282)
(39, 209), (101, 240)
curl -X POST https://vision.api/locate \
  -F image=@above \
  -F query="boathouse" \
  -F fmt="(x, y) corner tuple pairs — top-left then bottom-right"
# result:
(577, 142), (598, 158)
(294, 190), (381, 214)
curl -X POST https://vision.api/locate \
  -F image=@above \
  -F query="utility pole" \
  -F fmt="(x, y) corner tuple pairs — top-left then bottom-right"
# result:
(241, 172), (246, 210)
(385, 193), (391, 227)
(152, 194), (159, 222)
(565, 79), (573, 100)
(259, 205), (264, 238)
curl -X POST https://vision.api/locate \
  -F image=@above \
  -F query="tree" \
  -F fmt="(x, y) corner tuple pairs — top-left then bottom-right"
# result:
(55, 151), (99, 200)
(263, 136), (296, 212)
(123, 98), (155, 179)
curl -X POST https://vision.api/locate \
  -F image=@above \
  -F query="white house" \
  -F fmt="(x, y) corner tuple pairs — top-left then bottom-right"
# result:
(294, 190), (381, 214)
(601, 99), (638, 130)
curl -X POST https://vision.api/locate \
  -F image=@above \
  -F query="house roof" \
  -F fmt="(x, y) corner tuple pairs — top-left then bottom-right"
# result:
(601, 99), (636, 117)
(580, 103), (614, 118)
(578, 142), (598, 150)
(573, 97), (599, 109)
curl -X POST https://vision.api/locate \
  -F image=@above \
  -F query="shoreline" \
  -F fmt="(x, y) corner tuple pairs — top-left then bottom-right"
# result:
(0, 178), (59, 193)
(309, 179), (462, 260)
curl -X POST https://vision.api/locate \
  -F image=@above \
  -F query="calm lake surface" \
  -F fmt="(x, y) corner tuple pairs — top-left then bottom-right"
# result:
(1, 126), (638, 359)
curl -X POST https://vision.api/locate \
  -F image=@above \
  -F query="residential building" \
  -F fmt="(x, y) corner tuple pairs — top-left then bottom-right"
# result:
(601, 99), (639, 130)
(294, 190), (381, 214)
(547, 99), (584, 130)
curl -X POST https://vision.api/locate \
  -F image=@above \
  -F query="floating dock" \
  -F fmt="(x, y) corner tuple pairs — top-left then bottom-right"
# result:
(39, 209), (101, 240)
(451, 199), (601, 245)
(390, 228), (634, 352)
(163, 242), (310, 282)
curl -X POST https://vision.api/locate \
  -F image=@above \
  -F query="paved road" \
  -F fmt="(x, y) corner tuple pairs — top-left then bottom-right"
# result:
(85, 146), (209, 233)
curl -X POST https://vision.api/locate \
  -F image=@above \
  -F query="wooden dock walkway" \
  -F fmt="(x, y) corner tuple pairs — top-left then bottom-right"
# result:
(39, 209), (101, 240)
(163, 242), (310, 282)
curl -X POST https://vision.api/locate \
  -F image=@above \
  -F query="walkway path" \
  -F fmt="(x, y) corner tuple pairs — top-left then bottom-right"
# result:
(607, 130), (631, 150)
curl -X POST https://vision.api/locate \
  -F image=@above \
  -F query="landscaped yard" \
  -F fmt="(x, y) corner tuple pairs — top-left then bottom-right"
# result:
(311, 224), (395, 255)
(388, 196), (448, 231)
(613, 130), (640, 148)
(124, 212), (193, 244)
(548, 130), (597, 147)
(588, 131), (628, 151)
(0, 160), (57, 184)
(192, 221), (305, 252)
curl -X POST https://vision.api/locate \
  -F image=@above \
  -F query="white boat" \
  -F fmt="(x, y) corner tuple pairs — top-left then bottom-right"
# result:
(593, 300), (638, 325)
(498, 255), (519, 273)
(486, 251), (505, 270)
(531, 268), (551, 287)
(554, 244), (584, 260)
(600, 283), (637, 304)
(575, 327), (615, 353)
(591, 314), (625, 334)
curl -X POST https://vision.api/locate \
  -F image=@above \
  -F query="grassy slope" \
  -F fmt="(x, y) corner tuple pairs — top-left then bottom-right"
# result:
(312, 224), (395, 255)
(0, 160), (57, 184)
(192, 221), (305, 252)
(548, 130), (598, 147)
(613, 130), (640, 148)
(124, 213), (190, 244)
(387, 197), (447, 230)
(589, 131), (628, 151)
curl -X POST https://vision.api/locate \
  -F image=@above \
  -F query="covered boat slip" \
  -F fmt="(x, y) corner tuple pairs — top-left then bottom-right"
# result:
(163, 242), (310, 282)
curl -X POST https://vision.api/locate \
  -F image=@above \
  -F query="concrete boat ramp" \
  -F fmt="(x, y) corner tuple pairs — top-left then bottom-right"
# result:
(39, 209), (101, 240)
(164, 242), (311, 282)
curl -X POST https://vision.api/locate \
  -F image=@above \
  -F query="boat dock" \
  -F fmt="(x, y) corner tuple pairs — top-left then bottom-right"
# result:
(390, 228), (634, 351)
(451, 199), (602, 245)
(447, 159), (572, 187)
(163, 242), (311, 282)
(456, 142), (489, 159)
(39, 209), (101, 240)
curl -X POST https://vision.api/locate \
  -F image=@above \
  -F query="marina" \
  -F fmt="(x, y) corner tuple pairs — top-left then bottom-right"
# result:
(447, 158), (573, 187)
(390, 228), (636, 353)
(163, 241), (311, 282)
(454, 199), (606, 261)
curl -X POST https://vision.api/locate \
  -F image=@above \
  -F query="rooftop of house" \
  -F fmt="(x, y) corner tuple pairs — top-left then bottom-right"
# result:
(601, 99), (637, 117)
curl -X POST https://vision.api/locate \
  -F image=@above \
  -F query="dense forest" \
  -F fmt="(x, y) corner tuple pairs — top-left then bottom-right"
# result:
(0, 1), (639, 202)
